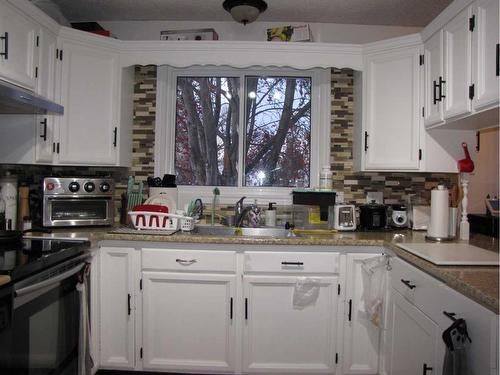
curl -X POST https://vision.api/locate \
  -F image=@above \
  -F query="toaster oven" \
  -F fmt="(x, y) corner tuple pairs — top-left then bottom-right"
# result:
(42, 177), (115, 227)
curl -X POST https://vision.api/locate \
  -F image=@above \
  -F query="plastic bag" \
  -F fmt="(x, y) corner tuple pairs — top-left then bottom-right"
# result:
(361, 256), (387, 327)
(293, 277), (320, 309)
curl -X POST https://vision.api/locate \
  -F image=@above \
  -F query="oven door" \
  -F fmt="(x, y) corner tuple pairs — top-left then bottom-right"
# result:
(0, 262), (84, 375)
(43, 196), (114, 227)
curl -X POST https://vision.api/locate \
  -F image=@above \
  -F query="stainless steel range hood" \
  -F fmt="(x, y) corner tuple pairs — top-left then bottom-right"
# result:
(0, 80), (64, 114)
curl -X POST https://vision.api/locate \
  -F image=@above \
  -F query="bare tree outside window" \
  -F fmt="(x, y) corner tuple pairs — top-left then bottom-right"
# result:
(245, 76), (311, 187)
(174, 74), (311, 187)
(175, 77), (240, 186)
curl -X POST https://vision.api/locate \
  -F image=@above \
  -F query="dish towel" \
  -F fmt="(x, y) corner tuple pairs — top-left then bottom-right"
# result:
(77, 264), (94, 375)
(442, 319), (471, 375)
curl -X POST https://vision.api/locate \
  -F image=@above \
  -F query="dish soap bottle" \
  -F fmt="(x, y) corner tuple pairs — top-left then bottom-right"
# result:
(265, 202), (277, 227)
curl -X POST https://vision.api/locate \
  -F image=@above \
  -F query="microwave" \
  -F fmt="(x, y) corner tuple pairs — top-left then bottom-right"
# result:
(42, 177), (115, 227)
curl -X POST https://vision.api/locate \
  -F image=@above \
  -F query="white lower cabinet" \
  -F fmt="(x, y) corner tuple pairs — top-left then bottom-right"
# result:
(342, 254), (381, 374)
(99, 246), (139, 370)
(385, 289), (442, 375)
(94, 246), (498, 375)
(243, 275), (338, 374)
(141, 271), (236, 373)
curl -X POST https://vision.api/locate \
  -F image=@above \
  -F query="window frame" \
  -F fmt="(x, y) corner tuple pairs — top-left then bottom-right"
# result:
(155, 65), (331, 206)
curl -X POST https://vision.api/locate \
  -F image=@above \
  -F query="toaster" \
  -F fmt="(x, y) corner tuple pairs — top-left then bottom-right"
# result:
(333, 204), (356, 231)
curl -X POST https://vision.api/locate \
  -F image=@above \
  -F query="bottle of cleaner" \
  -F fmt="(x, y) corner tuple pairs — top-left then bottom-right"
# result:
(265, 202), (277, 227)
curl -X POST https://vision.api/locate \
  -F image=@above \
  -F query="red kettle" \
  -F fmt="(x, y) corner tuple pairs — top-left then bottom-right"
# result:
(457, 142), (474, 173)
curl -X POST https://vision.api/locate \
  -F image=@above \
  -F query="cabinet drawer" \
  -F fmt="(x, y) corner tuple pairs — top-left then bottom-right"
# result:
(244, 252), (339, 274)
(390, 258), (445, 321)
(142, 248), (236, 272)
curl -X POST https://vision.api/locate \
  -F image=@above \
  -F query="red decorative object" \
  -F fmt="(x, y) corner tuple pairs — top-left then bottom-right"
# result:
(457, 142), (475, 173)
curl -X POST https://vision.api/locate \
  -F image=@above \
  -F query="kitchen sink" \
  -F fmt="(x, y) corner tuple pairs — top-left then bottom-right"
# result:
(193, 226), (298, 238)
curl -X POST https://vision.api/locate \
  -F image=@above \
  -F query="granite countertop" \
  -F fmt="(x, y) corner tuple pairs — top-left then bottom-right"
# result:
(24, 226), (500, 314)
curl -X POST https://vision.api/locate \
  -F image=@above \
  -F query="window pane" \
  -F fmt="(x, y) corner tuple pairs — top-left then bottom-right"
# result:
(175, 77), (240, 186)
(245, 76), (311, 187)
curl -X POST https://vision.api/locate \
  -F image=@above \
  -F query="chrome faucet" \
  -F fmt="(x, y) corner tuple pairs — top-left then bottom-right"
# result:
(234, 197), (260, 227)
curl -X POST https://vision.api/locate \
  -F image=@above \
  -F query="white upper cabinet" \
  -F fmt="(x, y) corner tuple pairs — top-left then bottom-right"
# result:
(36, 26), (57, 100)
(0, 0), (37, 89)
(424, 30), (445, 127)
(443, 6), (473, 120)
(357, 37), (421, 171)
(472, 0), (499, 111)
(423, 0), (499, 129)
(56, 37), (119, 165)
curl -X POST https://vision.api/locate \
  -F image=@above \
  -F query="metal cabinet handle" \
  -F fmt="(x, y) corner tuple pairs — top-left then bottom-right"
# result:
(422, 363), (433, 374)
(40, 118), (47, 141)
(433, 80), (439, 104)
(127, 293), (131, 315)
(0, 32), (8, 60)
(364, 131), (369, 151)
(19, 95), (33, 101)
(348, 299), (352, 321)
(230, 297), (233, 320)
(401, 279), (416, 289)
(245, 298), (248, 320)
(281, 261), (304, 266)
(113, 127), (117, 147)
(438, 76), (446, 100)
(496, 44), (499, 77)
(175, 258), (197, 265)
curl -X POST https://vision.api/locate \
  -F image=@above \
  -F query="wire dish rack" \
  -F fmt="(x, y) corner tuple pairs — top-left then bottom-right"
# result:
(128, 211), (195, 232)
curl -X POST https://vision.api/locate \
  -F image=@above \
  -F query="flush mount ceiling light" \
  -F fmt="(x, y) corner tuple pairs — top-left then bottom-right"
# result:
(223, 0), (268, 25)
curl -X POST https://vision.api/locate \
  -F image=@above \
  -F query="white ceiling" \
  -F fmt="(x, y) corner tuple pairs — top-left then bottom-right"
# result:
(48, 0), (453, 27)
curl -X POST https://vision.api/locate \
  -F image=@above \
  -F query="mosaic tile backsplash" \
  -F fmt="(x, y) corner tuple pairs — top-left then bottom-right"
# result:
(0, 66), (457, 224)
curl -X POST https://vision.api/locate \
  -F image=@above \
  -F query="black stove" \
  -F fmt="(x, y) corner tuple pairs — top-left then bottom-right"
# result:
(0, 238), (90, 282)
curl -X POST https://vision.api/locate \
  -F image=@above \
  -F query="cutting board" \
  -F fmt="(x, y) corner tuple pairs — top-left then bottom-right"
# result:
(397, 243), (499, 266)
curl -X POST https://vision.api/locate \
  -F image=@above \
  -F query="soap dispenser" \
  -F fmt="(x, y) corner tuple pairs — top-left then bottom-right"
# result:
(265, 202), (277, 227)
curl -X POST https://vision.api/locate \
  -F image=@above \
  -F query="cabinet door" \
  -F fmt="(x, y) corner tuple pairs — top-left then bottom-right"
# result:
(56, 39), (118, 165)
(424, 31), (445, 127)
(142, 272), (236, 373)
(472, 0), (499, 111)
(0, 1), (37, 89)
(99, 247), (138, 370)
(36, 26), (57, 100)
(243, 275), (338, 374)
(385, 289), (442, 375)
(364, 47), (420, 170)
(443, 6), (473, 119)
(342, 254), (382, 374)
(35, 115), (54, 163)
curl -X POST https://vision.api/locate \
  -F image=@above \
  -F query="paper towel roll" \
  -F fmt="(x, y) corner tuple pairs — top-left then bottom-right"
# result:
(428, 185), (449, 238)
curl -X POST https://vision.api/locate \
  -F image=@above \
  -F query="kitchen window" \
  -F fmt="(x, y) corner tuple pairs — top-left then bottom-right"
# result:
(155, 66), (331, 203)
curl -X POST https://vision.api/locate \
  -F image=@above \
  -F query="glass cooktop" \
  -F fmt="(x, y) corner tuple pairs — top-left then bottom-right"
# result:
(0, 239), (90, 282)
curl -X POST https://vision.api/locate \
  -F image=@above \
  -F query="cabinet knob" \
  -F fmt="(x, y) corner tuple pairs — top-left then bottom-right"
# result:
(422, 363), (433, 374)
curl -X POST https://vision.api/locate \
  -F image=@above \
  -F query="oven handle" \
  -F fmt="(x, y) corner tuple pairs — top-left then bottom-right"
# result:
(15, 263), (85, 297)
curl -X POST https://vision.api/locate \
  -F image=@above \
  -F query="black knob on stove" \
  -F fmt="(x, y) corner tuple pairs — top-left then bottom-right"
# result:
(68, 181), (80, 193)
(100, 182), (111, 193)
(84, 182), (95, 193)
